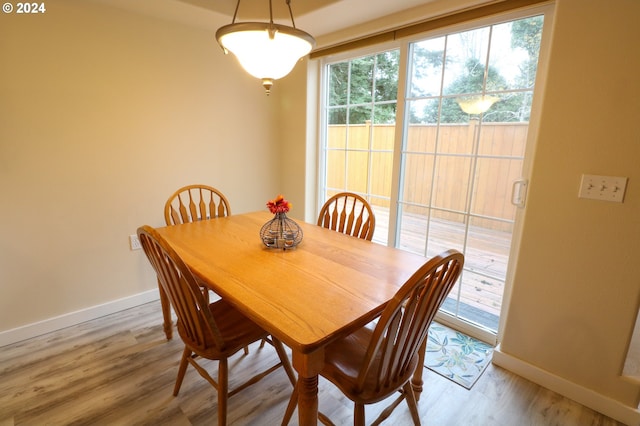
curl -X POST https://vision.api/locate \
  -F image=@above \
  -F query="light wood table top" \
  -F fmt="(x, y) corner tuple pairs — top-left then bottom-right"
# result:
(156, 211), (429, 425)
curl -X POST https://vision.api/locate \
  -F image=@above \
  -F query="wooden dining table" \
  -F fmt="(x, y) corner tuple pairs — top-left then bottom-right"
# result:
(155, 211), (431, 425)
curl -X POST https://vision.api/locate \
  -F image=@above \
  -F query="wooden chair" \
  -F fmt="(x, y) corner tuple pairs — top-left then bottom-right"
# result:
(159, 184), (231, 339)
(317, 192), (376, 241)
(137, 225), (296, 426)
(282, 249), (464, 426)
(164, 184), (231, 225)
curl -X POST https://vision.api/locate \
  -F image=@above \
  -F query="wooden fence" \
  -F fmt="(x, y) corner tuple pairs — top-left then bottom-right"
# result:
(326, 121), (529, 231)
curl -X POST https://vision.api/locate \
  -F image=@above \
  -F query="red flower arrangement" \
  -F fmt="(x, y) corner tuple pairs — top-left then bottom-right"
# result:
(267, 194), (292, 214)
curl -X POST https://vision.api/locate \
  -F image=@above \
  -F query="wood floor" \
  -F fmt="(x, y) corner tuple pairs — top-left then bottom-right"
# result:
(0, 300), (625, 426)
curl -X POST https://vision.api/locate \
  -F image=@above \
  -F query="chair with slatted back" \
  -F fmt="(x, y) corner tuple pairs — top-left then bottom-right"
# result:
(317, 192), (376, 241)
(157, 184), (232, 339)
(282, 249), (464, 426)
(164, 184), (231, 225)
(138, 225), (296, 426)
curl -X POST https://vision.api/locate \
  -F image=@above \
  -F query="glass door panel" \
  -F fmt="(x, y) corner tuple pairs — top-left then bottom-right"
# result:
(320, 13), (546, 342)
(398, 15), (544, 338)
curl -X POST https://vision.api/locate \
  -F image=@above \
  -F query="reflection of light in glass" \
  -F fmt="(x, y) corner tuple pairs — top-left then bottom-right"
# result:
(456, 95), (500, 114)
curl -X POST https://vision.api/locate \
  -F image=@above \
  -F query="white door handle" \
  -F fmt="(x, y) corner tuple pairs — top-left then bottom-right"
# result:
(511, 179), (528, 207)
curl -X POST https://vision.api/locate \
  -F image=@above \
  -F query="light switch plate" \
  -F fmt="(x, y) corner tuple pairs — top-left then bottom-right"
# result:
(579, 174), (628, 202)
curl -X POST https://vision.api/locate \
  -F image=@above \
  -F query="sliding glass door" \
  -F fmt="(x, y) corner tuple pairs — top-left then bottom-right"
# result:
(319, 11), (548, 343)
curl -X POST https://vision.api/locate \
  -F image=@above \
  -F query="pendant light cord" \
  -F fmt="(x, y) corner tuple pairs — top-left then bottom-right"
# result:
(286, 0), (296, 28)
(269, 0), (274, 25)
(230, 0), (297, 28)
(231, 0), (240, 24)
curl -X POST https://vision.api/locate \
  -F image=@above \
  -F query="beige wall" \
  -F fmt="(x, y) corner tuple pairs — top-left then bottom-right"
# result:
(497, 0), (640, 409)
(0, 0), (283, 331)
(273, 57), (311, 222)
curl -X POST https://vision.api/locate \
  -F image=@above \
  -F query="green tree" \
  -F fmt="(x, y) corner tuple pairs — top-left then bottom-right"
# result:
(408, 44), (445, 97)
(327, 50), (399, 125)
(511, 15), (544, 88)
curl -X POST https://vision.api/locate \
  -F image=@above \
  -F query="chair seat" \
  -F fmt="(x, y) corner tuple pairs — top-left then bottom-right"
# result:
(322, 324), (419, 405)
(177, 299), (269, 358)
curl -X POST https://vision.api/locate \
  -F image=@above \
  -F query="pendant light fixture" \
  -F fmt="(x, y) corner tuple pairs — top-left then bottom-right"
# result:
(216, 0), (316, 95)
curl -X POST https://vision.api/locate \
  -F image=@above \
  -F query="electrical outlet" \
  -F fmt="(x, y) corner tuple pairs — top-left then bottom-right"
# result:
(129, 234), (142, 251)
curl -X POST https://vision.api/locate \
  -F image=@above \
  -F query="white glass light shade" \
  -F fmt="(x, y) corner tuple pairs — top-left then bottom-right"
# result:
(456, 95), (500, 115)
(216, 22), (315, 90)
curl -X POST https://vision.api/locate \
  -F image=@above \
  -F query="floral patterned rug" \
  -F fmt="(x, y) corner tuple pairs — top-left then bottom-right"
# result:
(425, 322), (494, 389)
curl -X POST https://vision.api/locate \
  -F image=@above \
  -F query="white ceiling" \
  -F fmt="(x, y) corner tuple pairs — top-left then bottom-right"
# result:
(176, 0), (433, 33)
(174, 0), (440, 36)
(94, 0), (493, 42)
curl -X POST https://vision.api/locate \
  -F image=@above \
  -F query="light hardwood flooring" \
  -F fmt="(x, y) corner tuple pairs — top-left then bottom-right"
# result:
(0, 300), (625, 426)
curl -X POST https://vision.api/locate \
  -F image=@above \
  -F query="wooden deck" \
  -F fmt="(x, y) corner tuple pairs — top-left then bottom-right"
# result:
(370, 206), (510, 331)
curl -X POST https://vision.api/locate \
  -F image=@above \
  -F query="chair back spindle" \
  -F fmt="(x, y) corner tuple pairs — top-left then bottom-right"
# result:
(165, 184), (231, 225)
(358, 251), (462, 395)
(317, 192), (375, 241)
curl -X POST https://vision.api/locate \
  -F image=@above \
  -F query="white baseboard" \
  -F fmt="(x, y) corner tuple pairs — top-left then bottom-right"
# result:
(0, 289), (160, 348)
(492, 345), (640, 426)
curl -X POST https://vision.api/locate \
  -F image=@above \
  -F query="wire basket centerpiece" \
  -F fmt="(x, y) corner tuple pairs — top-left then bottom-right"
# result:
(260, 195), (303, 250)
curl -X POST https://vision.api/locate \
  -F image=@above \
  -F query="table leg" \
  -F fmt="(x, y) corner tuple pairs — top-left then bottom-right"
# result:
(411, 338), (427, 401)
(293, 349), (324, 426)
(297, 375), (319, 425)
(158, 282), (173, 340)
